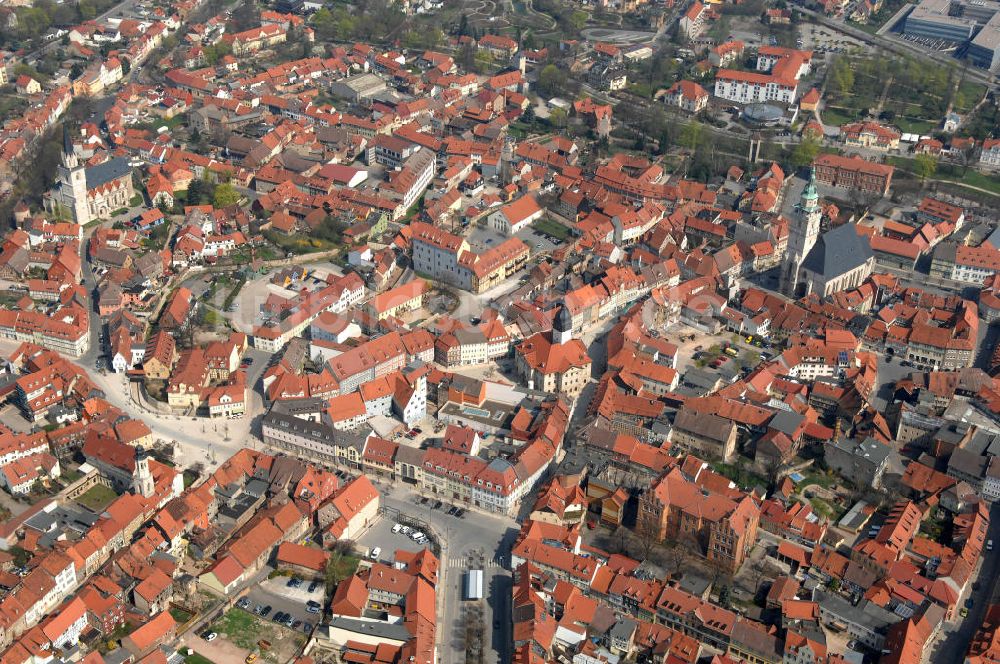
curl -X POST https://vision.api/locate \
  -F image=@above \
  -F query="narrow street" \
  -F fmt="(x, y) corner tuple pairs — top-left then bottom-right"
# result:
(925, 503), (1000, 663)
(77, 226), (269, 470)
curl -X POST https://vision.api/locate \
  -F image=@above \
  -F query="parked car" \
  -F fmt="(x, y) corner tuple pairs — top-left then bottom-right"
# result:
(392, 523), (402, 533)
(308, 581), (319, 593)
(447, 506), (458, 515)
(302, 622), (314, 633)
(202, 632), (217, 642)
(273, 612), (286, 623)
(260, 606), (272, 618)
(292, 620), (302, 630)
(237, 598), (251, 609)
(433, 500), (443, 509)
(455, 508), (465, 518)
(246, 655), (257, 664)
(370, 546), (382, 560)
(307, 605), (322, 614)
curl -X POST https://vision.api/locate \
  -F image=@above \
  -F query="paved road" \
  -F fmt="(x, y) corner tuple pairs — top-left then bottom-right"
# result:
(245, 576), (324, 635)
(379, 485), (519, 664)
(22, 0), (140, 65)
(77, 229), (269, 470)
(794, 4), (998, 90)
(924, 502), (1000, 663)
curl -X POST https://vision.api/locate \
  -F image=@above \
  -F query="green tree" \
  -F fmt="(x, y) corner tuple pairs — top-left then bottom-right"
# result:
(9, 546), (29, 567)
(537, 64), (561, 97)
(549, 107), (567, 129)
(213, 182), (239, 208)
(203, 41), (232, 65)
(914, 153), (937, 182)
(680, 121), (704, 152)
(473, 50), (494, 73)
(790, 136), (820, 169)
(569, 10), (589, 31)
(831, 56), (854, 97)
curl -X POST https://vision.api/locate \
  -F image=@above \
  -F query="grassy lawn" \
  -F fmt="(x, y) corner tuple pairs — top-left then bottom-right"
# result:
(60, 467), (84, 483)
(820, 106), (855, 127)
(797, 471), (837, 489)
(846, 19), (878, 35)
(889, 156), (1000, 196)
(264, 231), (338, 255)
(185, 655), (215, 664)
(941, 169), (1000, 197)
(710, 461), (768, 491)
(211, 609), (303, 660)
(76, 484), (118, 512)
(169, 607), (193, 624)
(809, 496), (845, 520)
(256, 246), (280, 261)
(201, 309), (226, 328)
(956, 80), (984, 114)
(533, 217), (573, 241)
(893, 116), (937, 134)
(211, 609), (263, 650)
(134, 113), (187, 134)
(328, 554), (361, 584)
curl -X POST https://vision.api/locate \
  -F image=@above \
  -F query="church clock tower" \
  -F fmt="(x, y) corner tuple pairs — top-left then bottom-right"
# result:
(781, 168), (822, 297)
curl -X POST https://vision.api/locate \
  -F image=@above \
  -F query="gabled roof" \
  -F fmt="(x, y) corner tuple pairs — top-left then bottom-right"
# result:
(801, 223), (874, 279)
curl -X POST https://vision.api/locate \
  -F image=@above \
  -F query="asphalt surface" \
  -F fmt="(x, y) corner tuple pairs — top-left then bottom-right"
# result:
(372, 485), (520, 664)
(244, 576), (323, 636)
(925, 502), (1000, 663)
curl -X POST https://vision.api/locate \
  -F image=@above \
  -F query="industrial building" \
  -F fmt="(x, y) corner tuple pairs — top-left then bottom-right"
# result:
(903, 0), (1000, 71)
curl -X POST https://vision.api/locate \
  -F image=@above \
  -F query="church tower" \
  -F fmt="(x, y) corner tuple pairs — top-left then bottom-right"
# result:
(53, 125), (90, 223)
(781, 168), (822, 297)
(553, 305), (573, 345)
(133, 446), (155, 498)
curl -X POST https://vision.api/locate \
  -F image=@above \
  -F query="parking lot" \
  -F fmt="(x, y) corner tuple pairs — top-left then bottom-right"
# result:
(465, 221), (562, 255)
(516, 224), (562, 254)
(358, 497), (472, 562)
(241, 575), (325, 637)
